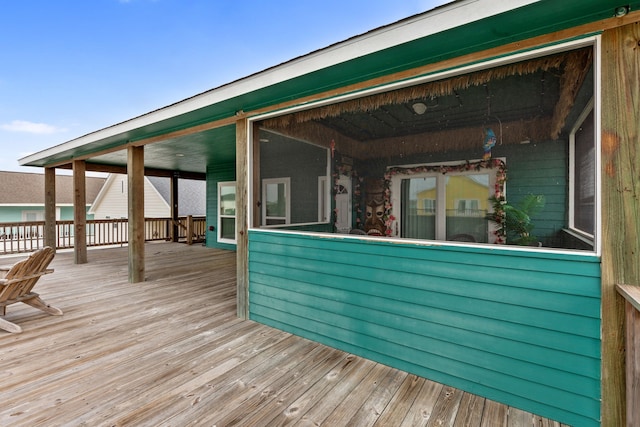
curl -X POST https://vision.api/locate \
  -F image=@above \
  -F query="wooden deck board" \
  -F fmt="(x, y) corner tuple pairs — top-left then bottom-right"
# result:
(0, 243), (571, 426)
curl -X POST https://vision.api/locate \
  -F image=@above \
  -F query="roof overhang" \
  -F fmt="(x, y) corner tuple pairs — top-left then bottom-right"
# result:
(19, 0), (640, 173)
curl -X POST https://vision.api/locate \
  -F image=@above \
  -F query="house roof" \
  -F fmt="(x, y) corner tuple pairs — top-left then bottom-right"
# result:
(146, 176), (206, 216)
(0, 171), (106, 205)
(19, 0), (640, 174)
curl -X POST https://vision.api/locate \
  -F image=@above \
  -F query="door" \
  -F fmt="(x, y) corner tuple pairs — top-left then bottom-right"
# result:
(335, 175), (352, 233)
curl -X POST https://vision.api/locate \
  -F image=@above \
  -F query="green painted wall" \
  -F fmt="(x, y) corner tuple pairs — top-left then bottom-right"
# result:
(248, 230), (601, 427)
(206, 163), (236, 251)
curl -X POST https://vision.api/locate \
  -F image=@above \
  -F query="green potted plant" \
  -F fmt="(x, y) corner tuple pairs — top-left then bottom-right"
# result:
(488, 194), (545, 246)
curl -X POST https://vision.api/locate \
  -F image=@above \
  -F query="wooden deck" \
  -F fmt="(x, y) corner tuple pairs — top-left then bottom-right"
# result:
(0, 243), (569, 426)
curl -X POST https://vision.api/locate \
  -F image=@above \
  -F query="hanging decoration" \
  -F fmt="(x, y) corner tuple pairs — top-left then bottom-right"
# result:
(482, 127), (497, 159)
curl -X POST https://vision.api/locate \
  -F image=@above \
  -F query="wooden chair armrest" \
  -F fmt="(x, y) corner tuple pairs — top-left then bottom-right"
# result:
(0, 271), (51, 286)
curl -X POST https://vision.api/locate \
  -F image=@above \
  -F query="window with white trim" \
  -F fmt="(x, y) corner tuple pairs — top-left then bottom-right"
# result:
(390, 162), (500, 243)
(262, 178), (291, 226)
(569, 101), (595, 239)
(218, 181), (236, 244)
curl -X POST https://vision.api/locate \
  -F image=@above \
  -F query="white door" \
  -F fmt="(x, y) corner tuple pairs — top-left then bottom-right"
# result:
(335, 175), (352, 233)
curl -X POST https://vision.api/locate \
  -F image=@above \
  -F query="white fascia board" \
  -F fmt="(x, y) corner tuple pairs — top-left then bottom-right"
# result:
(20, 0), (538, 166)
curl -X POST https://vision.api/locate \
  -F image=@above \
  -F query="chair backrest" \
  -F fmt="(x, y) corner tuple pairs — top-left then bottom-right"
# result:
(5, 247), (55, 280)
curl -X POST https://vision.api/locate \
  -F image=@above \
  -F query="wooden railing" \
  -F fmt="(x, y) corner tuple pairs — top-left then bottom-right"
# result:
(616, 284), (640, 427)
(0, 216), (206, 255)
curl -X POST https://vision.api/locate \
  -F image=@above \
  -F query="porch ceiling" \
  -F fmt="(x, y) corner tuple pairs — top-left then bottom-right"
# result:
(83, 125), (236, 174)
(313, 70), (560, 142)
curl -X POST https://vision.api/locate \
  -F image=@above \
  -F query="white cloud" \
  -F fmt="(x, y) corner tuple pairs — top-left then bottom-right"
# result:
(0, 120), (67, 135)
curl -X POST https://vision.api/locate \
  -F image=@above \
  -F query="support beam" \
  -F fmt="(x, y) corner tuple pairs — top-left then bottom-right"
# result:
(601, 22), (640, 427)
(127, 146), (145, 283)
(56, 163), (206, 180)
(236, 117), (249, 319)
(171, 173), (179, 242)
(44, 167), (56, 250)
(73, 160), (87, 264)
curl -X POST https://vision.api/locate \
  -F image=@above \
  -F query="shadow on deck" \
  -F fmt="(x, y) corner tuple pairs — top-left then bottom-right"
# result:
(0, 242), (568, 426)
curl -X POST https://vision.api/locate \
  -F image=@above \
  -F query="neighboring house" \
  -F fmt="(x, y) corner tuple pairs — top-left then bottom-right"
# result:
(0, 171), (105, 222)
(88, 174), (205, 219)
(18, 2), (640, 426)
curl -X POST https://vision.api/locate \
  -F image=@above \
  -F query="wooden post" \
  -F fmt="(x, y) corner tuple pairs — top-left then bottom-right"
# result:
(236, 117), (249, 319)
(73, 160), (87, 264)
(128, 145), (145, 283)
(186, 215), (193, 245)
(616, 285), (640, 427)
(44, 167), (56, 250)
(601, 22), (640, 427)
(170, 172), (179, 242)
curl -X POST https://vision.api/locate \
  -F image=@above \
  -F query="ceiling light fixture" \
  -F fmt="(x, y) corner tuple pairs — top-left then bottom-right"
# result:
(412, 102), (428, 115)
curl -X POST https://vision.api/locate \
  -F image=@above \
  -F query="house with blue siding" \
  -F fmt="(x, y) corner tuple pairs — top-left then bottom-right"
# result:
(18, 1), (640, 425)
(0, 171), (104, 222)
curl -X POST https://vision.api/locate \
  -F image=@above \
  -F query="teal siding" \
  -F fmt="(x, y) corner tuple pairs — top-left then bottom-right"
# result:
(248, 230), (601, 427)
(0, 206), (92, 222)
(0, 206), (29, 222)
(503, 141), (568, 246)
(206, 163), (236, 251)
(60, 206), (93, 220)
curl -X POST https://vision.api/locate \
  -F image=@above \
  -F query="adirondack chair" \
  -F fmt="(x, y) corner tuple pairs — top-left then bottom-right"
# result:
(0, 246), (63, 333)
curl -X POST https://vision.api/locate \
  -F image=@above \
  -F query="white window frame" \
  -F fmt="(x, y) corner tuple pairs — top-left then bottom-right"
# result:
(568, 97), (595, 240)
(262, 177), (291, 226)
(390, 159), (502, 243)
(22, 210), (45, 222)
(318, 176), (329, 222)
(217, 181), (237, 244)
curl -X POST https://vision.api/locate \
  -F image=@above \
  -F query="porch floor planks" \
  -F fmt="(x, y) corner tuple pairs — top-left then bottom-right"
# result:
(166, 337), (334, 426)
(77, 324), (289, 426)
(0, 243), (570, 426)
(1, 282), (239, 395)
(208, 344), (347, 426)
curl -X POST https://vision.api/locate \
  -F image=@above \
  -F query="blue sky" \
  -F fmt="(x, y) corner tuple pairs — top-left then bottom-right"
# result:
(0, 0), (449, 174)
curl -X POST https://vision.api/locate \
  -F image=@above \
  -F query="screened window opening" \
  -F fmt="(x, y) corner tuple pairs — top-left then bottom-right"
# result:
(253, 45), (597, 251)
(258, 130), (330, 229)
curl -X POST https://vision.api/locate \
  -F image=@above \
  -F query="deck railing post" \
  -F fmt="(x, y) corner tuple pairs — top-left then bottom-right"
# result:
(616, 284), (640, 427)
(186, 215), (193, 245)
